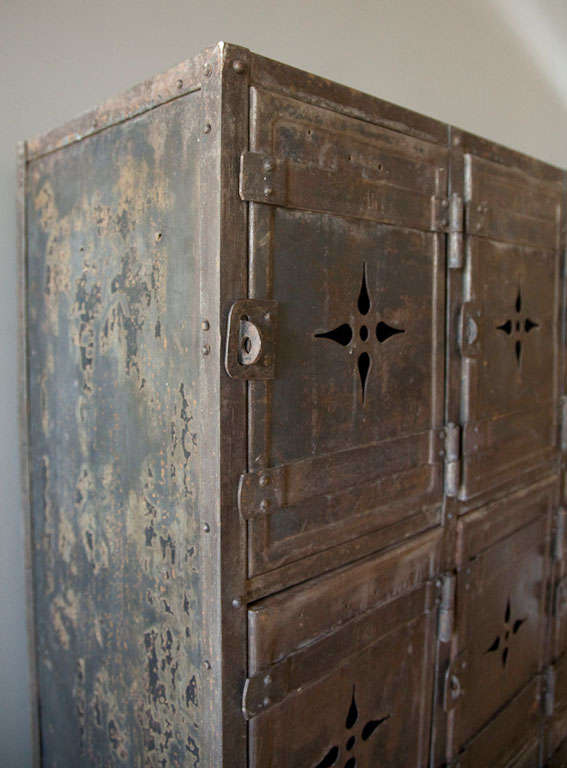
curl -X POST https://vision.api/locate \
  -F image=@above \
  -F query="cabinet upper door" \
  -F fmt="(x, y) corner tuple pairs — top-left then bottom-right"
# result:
(239, 88), (448, 580)
(459, 153), (563, 500)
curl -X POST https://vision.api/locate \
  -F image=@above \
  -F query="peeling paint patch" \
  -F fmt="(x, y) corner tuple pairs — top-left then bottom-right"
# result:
(50, 589), (79, 650)
(26, 91), (203, 765)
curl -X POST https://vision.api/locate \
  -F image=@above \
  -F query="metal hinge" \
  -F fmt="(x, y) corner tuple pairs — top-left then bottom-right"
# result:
(561, 396), (567, 452)
(545, 665), (556, 717)
(448, 193), (464, 269)
(239, 151), (287, 206)
(225, 299), (278, 380)
(444, 423), (461, 498)
(439, 573), (457, 643)
(438, 573), (456, 642)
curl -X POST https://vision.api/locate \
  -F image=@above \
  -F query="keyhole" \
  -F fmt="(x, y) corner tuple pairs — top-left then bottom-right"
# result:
(238, 316), (262, 365)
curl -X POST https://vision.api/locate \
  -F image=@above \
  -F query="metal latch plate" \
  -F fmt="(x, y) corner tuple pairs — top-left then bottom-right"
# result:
(225, 299), (278, 380)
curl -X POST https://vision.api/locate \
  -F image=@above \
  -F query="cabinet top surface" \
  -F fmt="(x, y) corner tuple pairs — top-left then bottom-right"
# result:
(22, 41), (563, 182)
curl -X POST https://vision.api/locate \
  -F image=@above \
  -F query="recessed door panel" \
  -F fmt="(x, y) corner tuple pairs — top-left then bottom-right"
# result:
(454, 677), (542, 768)
(465, 154), (562, 250)
(459, 240), (559, 501)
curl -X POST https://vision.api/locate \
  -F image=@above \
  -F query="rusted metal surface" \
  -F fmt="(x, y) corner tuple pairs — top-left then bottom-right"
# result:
(25, 86), (204, 765)
(435, 478), (556, 766)
(244, 85), (446, 582)
(450, 676), (543, 768)
(196, 42), (250, 767)
(453, 146), (562, 504)
(546, 652), (567, 762)
(20, 42), (567, 767)
(246, 530), (441, 766)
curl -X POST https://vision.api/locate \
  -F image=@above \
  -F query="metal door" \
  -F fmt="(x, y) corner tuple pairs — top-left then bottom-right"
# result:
(236, 87), (448, 581)
(244, 530), (441, 768)
(459, 154), (562, 500)
(443, 479), (554, 763)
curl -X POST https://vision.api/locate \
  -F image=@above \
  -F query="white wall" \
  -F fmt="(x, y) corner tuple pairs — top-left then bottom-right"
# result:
(1, 0), (566, 764)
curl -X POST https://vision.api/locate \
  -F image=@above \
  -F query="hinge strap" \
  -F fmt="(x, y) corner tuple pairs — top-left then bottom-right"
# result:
(239, 151), (287, 205)
(445, 423), (461, 498)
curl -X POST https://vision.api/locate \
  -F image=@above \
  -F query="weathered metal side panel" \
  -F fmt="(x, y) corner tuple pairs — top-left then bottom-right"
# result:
(26, 92), (203, 766)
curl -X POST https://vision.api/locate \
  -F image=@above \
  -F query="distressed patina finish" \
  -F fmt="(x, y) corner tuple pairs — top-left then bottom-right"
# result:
(19, 43), (567, 767)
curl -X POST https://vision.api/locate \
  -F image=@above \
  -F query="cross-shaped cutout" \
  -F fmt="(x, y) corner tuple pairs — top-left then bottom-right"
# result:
(314, 264), (405, 404)
(496, 288), (539, 366)
(314, 686), (390, 768)
(485, 597), (527, 668)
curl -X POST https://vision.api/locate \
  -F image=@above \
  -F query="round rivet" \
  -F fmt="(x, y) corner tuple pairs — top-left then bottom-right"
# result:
(453, 134), (461, 146)
(203, 660), (211, 670)
(263, 697), (271, 707)
(442, 199), (449, 208)
(202, 345), (210, 356)
(203, 123), (212, 134)
(232, 60), (246, 74)
(263, 159), (274, 172)
(260, 499), (270, 513)
(232, 598), (241, 609)
(439, 449), (445, 457)
(447, 513), (453, 520)
(259, 474), (270, 487)
(203, 63), (212, 77)
(264, 674), (272, 686)
(201, 319), (210, 331)
(264, 186), (273, 197)
(435, 579), (442, 588)
(264, 312), (271, 322)
(154, 231), (162, 242)
(263, 356), (272, 367)
(202, 522), (210, 533)
(176, 79), (183, 90)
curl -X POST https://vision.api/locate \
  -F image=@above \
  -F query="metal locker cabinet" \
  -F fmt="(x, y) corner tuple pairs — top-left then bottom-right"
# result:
(19, 42), (567, 767)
